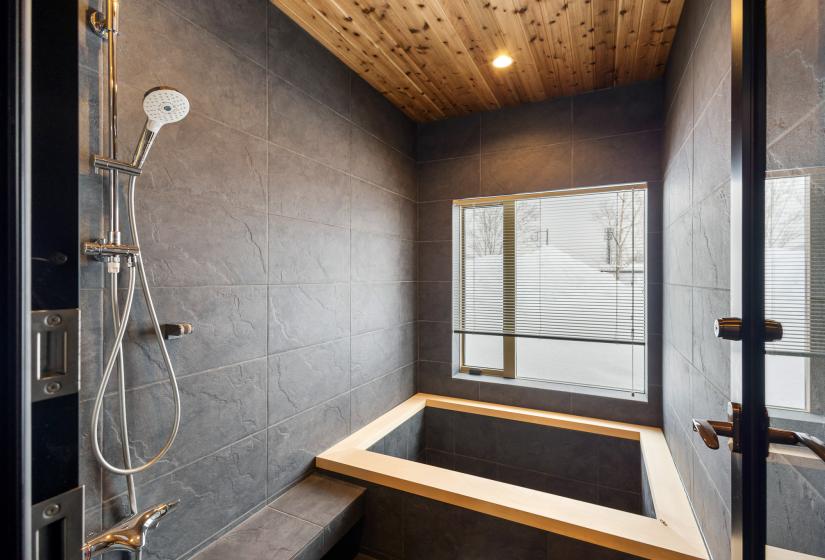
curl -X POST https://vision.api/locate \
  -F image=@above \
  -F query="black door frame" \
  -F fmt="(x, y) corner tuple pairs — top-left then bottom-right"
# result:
(4, 0), (81, 558)
(730, 1), (768, 559)
(2, 0), (31, 557)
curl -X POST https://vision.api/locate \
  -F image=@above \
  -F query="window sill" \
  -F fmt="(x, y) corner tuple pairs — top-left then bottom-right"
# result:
(453, 371), (649, 403)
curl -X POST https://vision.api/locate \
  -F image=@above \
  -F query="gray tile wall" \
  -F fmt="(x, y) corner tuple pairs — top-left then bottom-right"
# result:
(763, 1), (825, 556)
(660, 2), (733, 559)
(420, 409), (647, 516)
(339, 478), (644, 560)
(367, 408), (649, 517)
(415, 82), (665, 426)
(78, 1), (416, 557)
(663, 3), (825, 559)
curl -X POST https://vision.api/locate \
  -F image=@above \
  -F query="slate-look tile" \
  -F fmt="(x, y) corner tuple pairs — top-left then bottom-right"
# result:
(481, 97), (571, 152)
(418, 200), (454, 242)
(692, 183), (730, 290)
(268, 284), (350, 354)
(351, 75), (416, 156)
(132, 190), (268, 287)
(351, 127), (416, 199)
(417, 114), (481, 161)
(267, 6), (351, 116)
(767, 456), (825, 557)
(350, 365), (415, 431)
(119, 0), (267, 137)
(104, 285), (267, 388)
(573, 130), (662, 187)
(268, 338), (350, 425)
(573, 81), (663, 141)
(351, 232), (416, 282)
(103, 359), (267, 497)
(425, 408), (456, 453)
(160, 0), (268, 65)
(269, 215), (350, 284)
(361, 484), (405, 558)
(351, 178), (413, 239)
(268, 395), (350, 497)
(268, 474), (365, 553)
(418, 281), (452, 322)
(350, 322), (416, 388)
(403, 494), (547, 560)
(104, 434), (267, 560)
(416, 361), (480, 401)
(193, 507), (324, 560)
(417, 156), (480, 202)
(268, 144), (351, 228)
(481, 143), (572, 196)
(351, 282), (416, 334)
(692, 73), (731, 203)
(115, 85), (268, 211)
(418, 321), (453, 363)
(598, 437), (643, 493)
(268, 74), (351, 171)
(453, 411), (497, 461)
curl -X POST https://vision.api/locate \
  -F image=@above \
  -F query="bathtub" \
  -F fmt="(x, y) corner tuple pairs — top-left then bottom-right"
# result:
(316, 394), (708, 560)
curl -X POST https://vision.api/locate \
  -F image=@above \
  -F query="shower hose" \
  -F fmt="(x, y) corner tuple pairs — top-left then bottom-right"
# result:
(90, 174), (182, 515)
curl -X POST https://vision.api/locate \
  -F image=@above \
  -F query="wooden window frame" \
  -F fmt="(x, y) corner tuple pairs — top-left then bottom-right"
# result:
(456, 184), (647, 385)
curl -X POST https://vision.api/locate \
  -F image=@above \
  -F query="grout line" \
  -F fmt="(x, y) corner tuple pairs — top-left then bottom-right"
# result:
(265, 0), (271, 505)
(154, 0), (269, 72)
(416, 127), (664, 166)
(662, 1), (715, 120)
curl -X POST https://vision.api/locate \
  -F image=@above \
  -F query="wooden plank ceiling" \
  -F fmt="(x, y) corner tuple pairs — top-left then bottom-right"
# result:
(270, 0), (685, 122)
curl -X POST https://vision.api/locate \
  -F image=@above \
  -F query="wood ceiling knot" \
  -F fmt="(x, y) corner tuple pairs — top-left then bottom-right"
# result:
(271, 0), (684, 121)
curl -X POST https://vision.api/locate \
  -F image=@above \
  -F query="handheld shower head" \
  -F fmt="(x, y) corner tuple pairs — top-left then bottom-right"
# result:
(131, 87), (190, 168)
(142, 87), (190, 132)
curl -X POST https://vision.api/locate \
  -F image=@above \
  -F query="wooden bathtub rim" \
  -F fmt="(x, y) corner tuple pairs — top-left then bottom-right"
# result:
(317, 393), (709, 560)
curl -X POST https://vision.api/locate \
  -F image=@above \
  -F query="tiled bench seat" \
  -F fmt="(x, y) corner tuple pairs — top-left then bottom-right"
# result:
(194, 474), (365, 560)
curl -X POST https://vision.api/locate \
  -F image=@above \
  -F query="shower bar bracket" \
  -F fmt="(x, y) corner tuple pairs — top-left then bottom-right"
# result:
(89, 10), (110, 39)
(91, 154), (142, 177)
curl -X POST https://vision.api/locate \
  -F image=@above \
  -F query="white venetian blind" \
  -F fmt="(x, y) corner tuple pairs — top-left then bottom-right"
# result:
(765, 175), (823, 356)
(455, 185), (646, 345)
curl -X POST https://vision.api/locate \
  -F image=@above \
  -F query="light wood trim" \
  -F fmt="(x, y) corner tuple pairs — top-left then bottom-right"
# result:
(317, 394), (708, 560)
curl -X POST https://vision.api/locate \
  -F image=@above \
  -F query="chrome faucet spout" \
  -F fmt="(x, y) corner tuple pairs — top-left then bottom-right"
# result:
(81, 500), (179, 560)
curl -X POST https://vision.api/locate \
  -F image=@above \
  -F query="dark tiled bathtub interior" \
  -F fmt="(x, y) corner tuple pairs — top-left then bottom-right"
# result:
(368, 407), (655, 517)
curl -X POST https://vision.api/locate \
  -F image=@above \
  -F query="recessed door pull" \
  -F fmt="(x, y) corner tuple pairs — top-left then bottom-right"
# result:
(713, 317), (783, 342)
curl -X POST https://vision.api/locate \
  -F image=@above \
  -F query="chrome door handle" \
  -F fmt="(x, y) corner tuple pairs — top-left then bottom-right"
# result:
(713, 317), (783, 342)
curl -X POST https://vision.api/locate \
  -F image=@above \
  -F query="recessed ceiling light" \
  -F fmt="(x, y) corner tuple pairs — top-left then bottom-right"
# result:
(492, 54), (513, 69)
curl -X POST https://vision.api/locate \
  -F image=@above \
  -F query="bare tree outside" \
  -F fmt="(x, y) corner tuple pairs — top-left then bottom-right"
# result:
(466, 205), (504, 256)
(593, 191), (645, 279)
(766, 177), (807, 249)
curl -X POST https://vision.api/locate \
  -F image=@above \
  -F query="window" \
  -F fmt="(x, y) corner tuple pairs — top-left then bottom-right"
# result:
(764, 174), (819, 412)
(454, 185), (647, 394)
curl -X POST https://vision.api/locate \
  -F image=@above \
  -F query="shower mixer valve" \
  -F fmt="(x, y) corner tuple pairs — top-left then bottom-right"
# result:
(82, 239), (139, 273)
